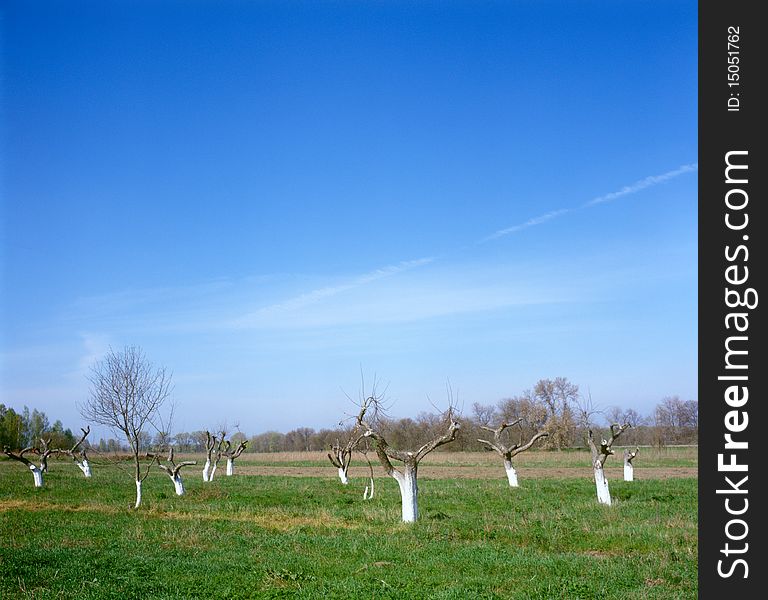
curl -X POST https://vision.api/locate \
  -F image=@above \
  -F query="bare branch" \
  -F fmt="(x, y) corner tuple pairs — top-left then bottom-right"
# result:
(589, 422), (631, 467)
(414, 418), (460, 462)
(478, 419), (547, 459)
(3, 446), (36, 468)
(70, 426), (91, 455)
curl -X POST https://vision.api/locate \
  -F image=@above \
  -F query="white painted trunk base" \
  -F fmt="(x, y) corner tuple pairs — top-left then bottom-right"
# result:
(504, 460), (519, 487)
(338, 467), (349, 485)
(364, 477), (375, 500)
(210, 463), (218, 481)
(30, 465), (43, 488)
(135, 480), (143, 509)
(624, 464), (634, 482)
(393, 467), (418, 522)
(202, 459), (211, 482)
(226, 458), (234, 476)
(77, 460), (92, 478)
(594, 466), (612, 505)
(173, 474), (185, 496)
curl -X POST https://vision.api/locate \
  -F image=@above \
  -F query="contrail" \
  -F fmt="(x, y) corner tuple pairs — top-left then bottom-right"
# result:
(231, 162), (697, 328)
(232, 257), (435, 326)
(583, 163), (698, 207)
(482, 163), (698, 242)
(482, 209), (573, 241)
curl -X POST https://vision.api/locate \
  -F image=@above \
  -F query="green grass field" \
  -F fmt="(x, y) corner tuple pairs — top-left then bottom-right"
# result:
(0, 450), (697, 599)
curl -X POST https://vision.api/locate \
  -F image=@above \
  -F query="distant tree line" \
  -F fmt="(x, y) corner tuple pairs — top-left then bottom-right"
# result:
(2, 381), (697, 454)
(0, 404), (78, 450)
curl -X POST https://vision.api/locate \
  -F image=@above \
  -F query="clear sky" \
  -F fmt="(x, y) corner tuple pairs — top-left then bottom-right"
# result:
(1, 1), (697, 437)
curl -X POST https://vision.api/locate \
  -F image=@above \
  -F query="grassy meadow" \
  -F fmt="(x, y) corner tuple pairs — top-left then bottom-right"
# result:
(0, 449), (697, 599)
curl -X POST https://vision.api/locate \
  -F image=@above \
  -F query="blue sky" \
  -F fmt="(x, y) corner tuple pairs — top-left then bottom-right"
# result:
(1, 1), (697, 436)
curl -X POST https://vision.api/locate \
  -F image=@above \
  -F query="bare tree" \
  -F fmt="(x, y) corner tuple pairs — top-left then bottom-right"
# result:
(623, 446), (639, 482)
(327, 424), (364, 485)
(534, 378), (579, 450)
(654, 396), (698, 445)
(2, 438), (57, 488)
(78, 345), (172, 508)
(471, 402), (498, 427)
(208, 432), (225, 481)
(356, 391), (460, 523)
(62, 426), (92, 477)
(202, 431), (218, 481)
(150, 447), (197, 495)
(477, 420), (548, 487)
(222, 438), (248, 476)
(587, 423), (630, 505)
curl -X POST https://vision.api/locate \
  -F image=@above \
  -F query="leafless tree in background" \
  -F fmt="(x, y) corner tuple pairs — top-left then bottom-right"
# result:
(587, 422), (630, 505)
(471, 402), (498, 428)
(78, 345), (172, 508)
(534, 378), (579, 450)
(356, 386), (460, 523)
(2, 437), (57, 488)
(477, 420), (548, 487)
(653, 396), (698, 446)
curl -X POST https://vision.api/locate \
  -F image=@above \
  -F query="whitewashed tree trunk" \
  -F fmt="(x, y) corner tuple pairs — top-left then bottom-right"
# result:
(477, 422), (548, 489)
(30, 465), (44, 488)
(358, 396), (460, 523)
(364, 477), (375, 500)
(155, 449), (196, 496)
(134, 479), (143, 509)
(222, 439), (248, 476)
(67, 427), (92, 477)
(503, 459), (519, 487)
(593, 466), (612, 505)
(77, 459), (92, 478)
(587, 424), (630, 507)
(337, 467), (349, 485)
(203, 431), (219, 482)
(623, 447), (637, 481)
(392, 464), (419, 523)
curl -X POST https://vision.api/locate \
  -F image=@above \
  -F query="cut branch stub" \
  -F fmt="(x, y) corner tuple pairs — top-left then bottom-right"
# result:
(588, 423), (630, 468)
(624, 446), (639, 465)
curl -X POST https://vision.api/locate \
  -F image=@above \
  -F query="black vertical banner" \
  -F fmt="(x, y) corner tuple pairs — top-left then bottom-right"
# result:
(700, 1), (766, 597)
